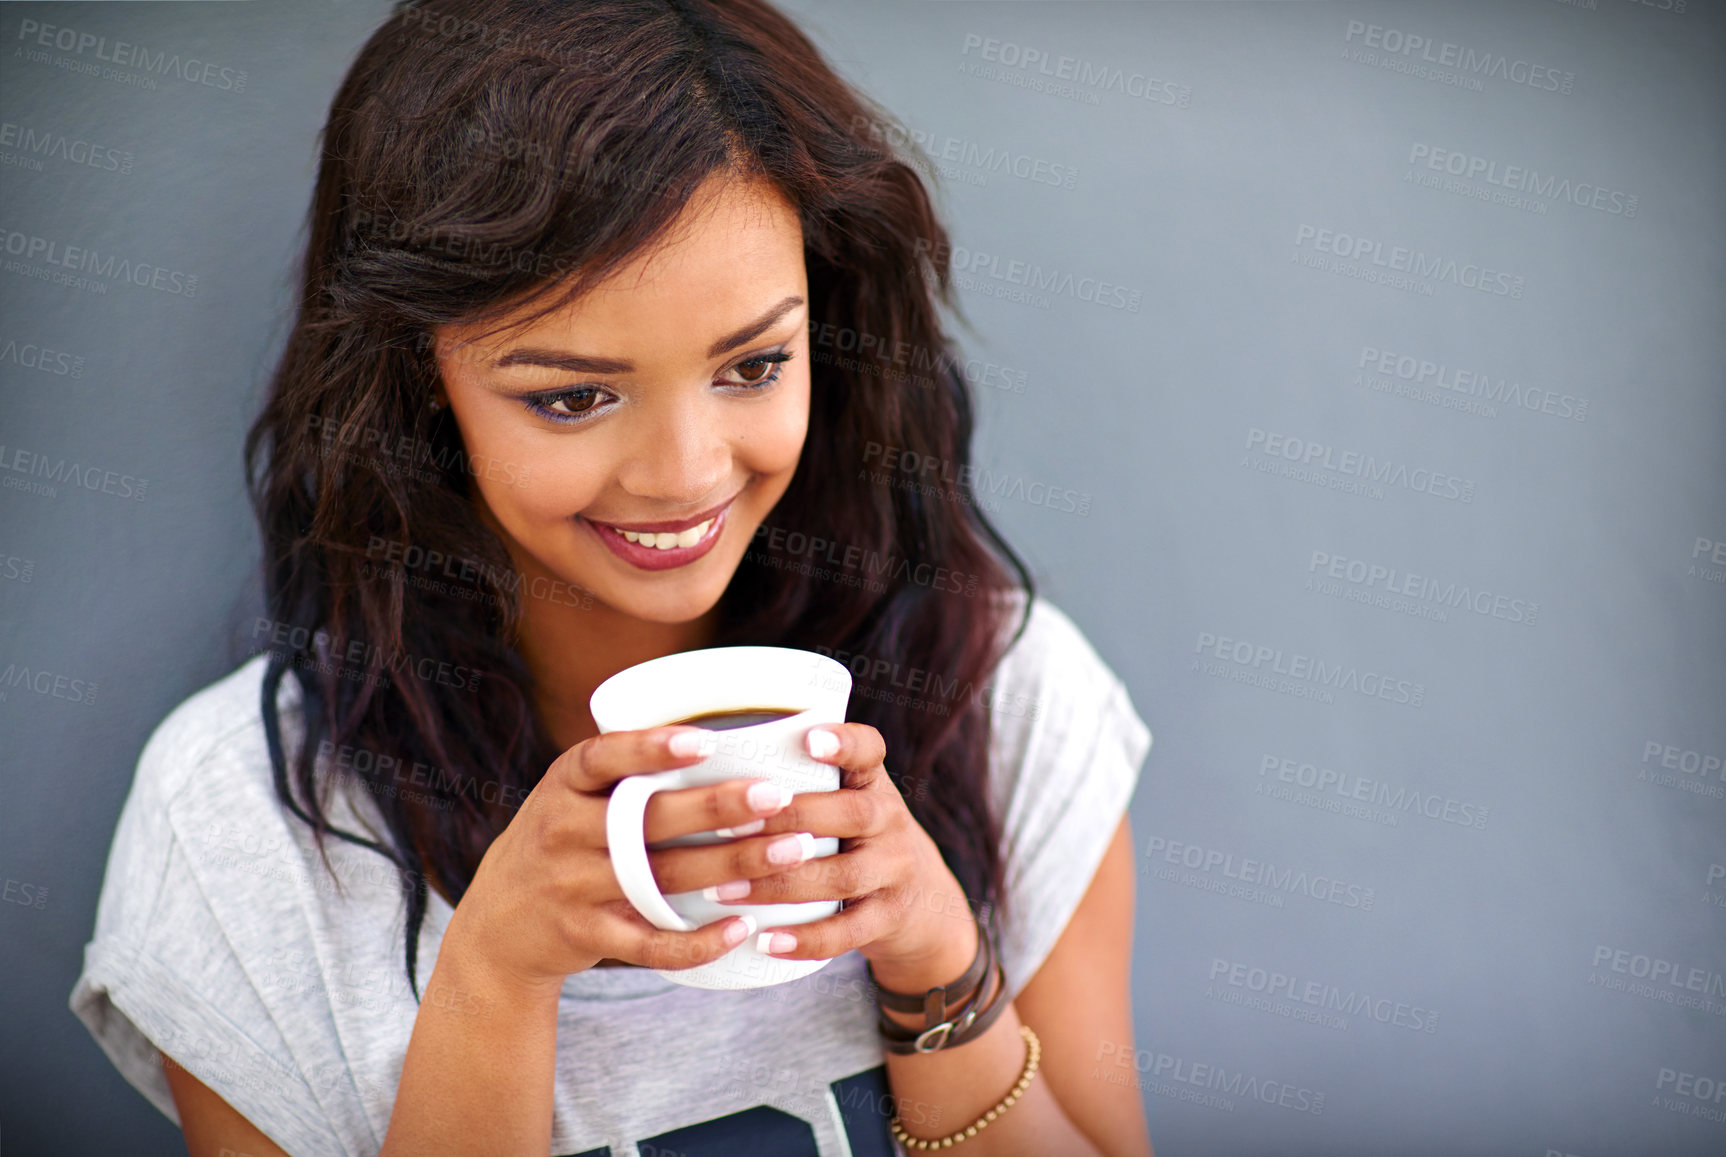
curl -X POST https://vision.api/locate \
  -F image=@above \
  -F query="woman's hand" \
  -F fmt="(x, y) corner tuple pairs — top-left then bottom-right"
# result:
(440, 726), (805, 996)
(671, 722), (983, 984)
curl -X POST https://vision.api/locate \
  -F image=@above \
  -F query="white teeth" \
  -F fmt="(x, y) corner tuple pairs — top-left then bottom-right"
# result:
(615, 518), (714, 550)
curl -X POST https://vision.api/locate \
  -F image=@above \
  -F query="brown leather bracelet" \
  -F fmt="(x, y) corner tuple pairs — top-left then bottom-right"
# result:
(870, 913), (991, 1016)
(877, 950), (1008, 1054)
(872, 916), (1006, 1054)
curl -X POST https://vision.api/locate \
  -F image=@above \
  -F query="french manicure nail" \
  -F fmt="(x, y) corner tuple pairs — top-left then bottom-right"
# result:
(668, 730), (706, 757)
(714, 818), (765, 838)
(805, 728), (840, 759)
(702, 880), (752, 902)
(747, 782), (794, 814)
(756, 931), (797, 955)
(724, 914), (757, 947)
(766, 832), (817, 866)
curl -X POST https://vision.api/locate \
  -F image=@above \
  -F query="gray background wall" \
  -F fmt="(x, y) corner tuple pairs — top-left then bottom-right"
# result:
(2, 1), (1722, 1154)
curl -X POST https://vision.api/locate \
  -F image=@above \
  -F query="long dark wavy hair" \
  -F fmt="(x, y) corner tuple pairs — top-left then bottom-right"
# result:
(245, 0), (1035, 998)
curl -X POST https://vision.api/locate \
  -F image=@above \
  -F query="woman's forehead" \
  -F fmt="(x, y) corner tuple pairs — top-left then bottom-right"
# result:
(438, 176), (807, 365)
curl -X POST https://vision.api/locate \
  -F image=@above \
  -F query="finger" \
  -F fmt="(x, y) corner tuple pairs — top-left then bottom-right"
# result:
(646, 830), (839, 896)
(642, 778), (794, 844)
(715, 848), (900, 906)
(549, 725), (714, 794)
(802, 722), (887, 787)
(755, 897), (892, 961)
(604, 907), (759, 973)
(760, 781), (896, 841)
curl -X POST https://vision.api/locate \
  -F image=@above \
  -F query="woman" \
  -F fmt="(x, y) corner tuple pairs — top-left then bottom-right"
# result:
(70, 1), (1155, 1154)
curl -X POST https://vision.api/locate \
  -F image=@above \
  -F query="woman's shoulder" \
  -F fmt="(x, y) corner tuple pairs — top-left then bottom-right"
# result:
(986, 590), (1143, 736)
(981, 591), (1152, 995)
(84, 653), (310, 943)
(74, 653), (373, 1155)
(981, 587), (1151, 821)
(131, 652), (297, 803)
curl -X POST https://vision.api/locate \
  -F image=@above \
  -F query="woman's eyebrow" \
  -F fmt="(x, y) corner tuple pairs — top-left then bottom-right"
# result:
(705, 294), (804, 357)
(490, 294), (805, 373)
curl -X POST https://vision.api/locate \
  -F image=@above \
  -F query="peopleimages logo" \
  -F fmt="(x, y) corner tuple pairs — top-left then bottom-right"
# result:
(1307, 549), (1539, 627)
(1207, 958), (1441, 1033)
(1244, 428), (1476, 504)
(1093, 1041), (1325, 1116)
(957, 33), (1192, 108)
(0, 442), (148, 502)
(1588, 945), (1725, 1016)
(1638, 740), (1725, 800)
(15, 19), (248, 92)
(851, 116), (1080, 191)
(1355, 344), (1587, 422)
(1294, 225), (1525, 298)
(1257, 753), (1491, 831)
(1142, 835), (1376, 910)
(0, 661), (98, 706)
(0, 228), (198, 297)
(0, 337), (85, 378)
(1342, 20), (1575, 94)
(1195, 630), (1426, 707)
(915, 238), (1142, 313)
(1406, 143), (1637, 217)
(1655, 1068), (1726, 1123)
(0, 121), (133, 175)
(1691, 537), (1726, 584)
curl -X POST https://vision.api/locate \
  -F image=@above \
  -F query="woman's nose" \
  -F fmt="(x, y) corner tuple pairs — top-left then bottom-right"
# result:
(613, 403), (731, 507)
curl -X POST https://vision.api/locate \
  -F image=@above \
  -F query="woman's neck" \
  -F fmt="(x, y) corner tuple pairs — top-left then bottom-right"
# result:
(515, 591), (721, 754)
(476, 505), (723, 752)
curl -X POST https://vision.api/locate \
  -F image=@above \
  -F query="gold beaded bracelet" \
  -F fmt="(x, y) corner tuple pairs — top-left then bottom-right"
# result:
(888, 1024), (1041, 1150)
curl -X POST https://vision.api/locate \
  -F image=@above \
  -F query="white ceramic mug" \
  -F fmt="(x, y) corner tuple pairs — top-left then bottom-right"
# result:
(592, 645), (852, 989)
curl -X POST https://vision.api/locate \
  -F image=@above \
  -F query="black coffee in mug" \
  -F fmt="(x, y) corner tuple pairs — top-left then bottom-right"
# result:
(667, 707), (800, 730)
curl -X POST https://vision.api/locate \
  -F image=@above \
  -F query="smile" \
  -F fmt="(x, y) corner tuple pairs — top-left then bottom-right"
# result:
(584, 497), (735, 572)
(613, 519), (715, 551)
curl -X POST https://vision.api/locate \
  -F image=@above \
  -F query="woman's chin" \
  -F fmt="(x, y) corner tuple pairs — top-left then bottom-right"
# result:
(581, 576), (732, 626)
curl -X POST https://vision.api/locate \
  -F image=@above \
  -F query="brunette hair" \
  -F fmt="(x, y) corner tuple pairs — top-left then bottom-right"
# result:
(246, 0), (1034, 997)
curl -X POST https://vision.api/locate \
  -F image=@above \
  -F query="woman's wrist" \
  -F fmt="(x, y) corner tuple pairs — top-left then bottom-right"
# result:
(867, 913), (980, 1014)
(435, 910), (574, 1013)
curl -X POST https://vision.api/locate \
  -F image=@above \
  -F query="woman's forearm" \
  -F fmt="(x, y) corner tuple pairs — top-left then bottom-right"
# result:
(378, 929), (564, 1157)
(876, 943), (1103, 1156)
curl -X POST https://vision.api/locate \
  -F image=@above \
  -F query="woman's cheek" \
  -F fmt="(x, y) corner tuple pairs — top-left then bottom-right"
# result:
(750, 378), (811, 471)
(524, 467), (603, 523)
(461, 439), (590, 529)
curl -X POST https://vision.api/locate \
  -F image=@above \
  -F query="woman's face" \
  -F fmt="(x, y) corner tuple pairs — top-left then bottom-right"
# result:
(434, 174), (810, 625)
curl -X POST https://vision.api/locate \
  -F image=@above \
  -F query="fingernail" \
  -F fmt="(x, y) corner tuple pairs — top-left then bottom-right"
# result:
(714, 818), (765, 838)
(747, 782), (794, 814)
(702, 880), (752, 902)
(756, 931), (797, 955)
(668, 730), (708, 757)
(724, 914), (757, 947)
(766, 832), (817, 866)
(805, 728), (840, 759)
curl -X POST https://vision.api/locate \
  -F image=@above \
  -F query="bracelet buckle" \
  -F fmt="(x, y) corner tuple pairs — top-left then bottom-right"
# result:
(913, 996), (985, 1052)
(912, 1021), (954, 1052)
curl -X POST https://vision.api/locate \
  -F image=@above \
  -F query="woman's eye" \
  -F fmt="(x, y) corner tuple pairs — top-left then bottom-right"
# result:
(525, 354), (790, 423)
(521, 385), (610, 425)
(721, 351), (793, 387)
(543, 387), (601, 416)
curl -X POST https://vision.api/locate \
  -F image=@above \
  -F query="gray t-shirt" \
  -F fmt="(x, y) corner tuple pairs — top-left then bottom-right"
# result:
(70, 595), (1151, 1156)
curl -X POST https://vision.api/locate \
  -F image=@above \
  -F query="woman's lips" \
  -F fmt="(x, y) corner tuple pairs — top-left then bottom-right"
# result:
(585, 504), (730, 571)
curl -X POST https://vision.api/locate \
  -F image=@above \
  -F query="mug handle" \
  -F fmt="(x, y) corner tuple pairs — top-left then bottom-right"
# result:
(606, 770), (697, 932)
